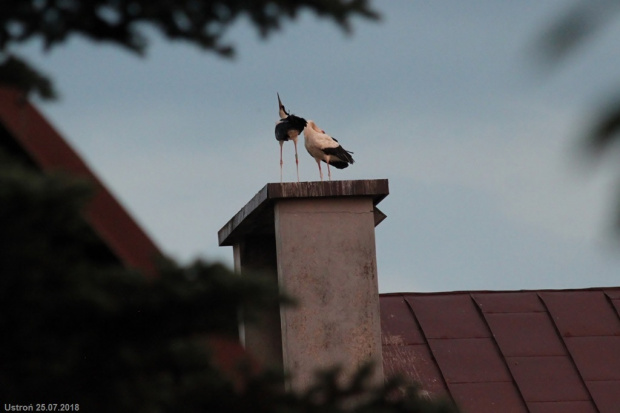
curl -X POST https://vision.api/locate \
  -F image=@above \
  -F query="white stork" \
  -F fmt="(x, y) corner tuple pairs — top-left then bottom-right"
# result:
(303, 120), (354, 181)
(275, 93), (307, 182)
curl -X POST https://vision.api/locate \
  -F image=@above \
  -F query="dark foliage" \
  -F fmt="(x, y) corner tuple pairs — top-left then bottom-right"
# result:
(0, 54), (56, 99)
(0, 152), (458, 412)
(0, 153), (277, 410)
(0, 2), (459, 411)
(538, 0), (620, 232)
(537, 2), (618, 65)
(0, 0), (379, 53)
(0, 0), (379, 99)
(538, 1), (620, 154)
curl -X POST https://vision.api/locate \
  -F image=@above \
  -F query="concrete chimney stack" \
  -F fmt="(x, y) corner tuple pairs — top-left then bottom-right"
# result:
(218, 180), (389, 391)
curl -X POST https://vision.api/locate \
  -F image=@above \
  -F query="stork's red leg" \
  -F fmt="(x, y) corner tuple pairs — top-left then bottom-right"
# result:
(316, 159), (323, 182)
(327, 161), (332, 181)
(279, 141), (284, 183)
(293, 138), (299, 182)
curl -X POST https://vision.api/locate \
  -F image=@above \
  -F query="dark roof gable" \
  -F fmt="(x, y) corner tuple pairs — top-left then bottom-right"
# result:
(0, 87), (162, 276)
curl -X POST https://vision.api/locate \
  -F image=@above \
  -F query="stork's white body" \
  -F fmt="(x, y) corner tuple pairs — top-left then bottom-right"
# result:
(303, 121), (337, 160)
(303, 120), (354, 181)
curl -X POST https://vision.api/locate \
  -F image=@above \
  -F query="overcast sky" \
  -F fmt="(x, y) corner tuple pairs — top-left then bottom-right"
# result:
(19, 1), (620, 292)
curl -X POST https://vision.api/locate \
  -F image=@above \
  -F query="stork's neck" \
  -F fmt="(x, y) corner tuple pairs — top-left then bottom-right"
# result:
(279, 108), (288, 119)
(307, 120), (323, 134)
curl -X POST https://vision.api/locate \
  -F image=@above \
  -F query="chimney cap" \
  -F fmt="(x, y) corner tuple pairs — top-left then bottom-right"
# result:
(218, 179), (389, 246)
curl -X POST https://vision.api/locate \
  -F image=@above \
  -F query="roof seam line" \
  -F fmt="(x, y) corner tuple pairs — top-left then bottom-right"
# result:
(470, 293), (530, 411)
(603, 292), (620, 323)
(402, 295), (451, 393)
(504, 354), (575, 358)
(446, 380), (514, 384)
(583, 379), (620, 382)
(537, 292), (599, 413)
(425, 336), (502, 341)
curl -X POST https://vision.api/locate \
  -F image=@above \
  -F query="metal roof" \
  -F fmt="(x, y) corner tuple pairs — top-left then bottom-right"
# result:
(380, 288), (620, 413)
(0, 87), (162, 276)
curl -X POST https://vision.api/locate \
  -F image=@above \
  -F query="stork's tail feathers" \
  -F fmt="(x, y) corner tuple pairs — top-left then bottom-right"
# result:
(329, 160), (350, 169)
(323, 146), (354, 168)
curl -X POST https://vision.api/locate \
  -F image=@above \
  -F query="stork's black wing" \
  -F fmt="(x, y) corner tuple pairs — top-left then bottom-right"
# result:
(287, 115), (307, 131)
(322, 145), (354, 169)
(275, 120), (291, 142)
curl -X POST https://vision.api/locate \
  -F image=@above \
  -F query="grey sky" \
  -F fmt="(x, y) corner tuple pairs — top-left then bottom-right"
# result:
(20, 1), (620, 292)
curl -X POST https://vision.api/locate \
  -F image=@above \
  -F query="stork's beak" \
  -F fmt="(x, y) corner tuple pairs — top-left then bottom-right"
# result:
(277, 92), (288, 118)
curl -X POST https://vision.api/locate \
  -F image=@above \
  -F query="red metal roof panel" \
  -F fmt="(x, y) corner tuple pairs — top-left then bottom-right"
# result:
(381, 290), (620, 413)
(485, 313), (565, 357)
(586, 380), (620, 413)
(407, 294), (491, 339)
(565, 336), (620, 381)
(506, 356), (590, 402)
(448, 382), (527, 413)
(428, 338), (512, 383)
(540, 291), (620, 337)
(382, 344), (448, 396)
(473, 292), (545, 313)
(380, 295), (425, 346)
(527, 401), (598, 413)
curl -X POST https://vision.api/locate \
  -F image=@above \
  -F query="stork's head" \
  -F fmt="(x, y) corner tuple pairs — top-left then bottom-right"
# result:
(277, 92), (289, 119)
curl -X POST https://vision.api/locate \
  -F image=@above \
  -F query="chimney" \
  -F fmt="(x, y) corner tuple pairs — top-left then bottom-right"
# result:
(218, 179), (389, 391)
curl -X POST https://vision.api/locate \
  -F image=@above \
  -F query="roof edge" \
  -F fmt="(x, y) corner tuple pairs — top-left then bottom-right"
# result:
(0, 87), (163, 276)
(380, 285), (620, 297)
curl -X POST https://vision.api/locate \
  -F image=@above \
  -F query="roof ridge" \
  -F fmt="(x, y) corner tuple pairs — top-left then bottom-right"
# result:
(381, 286), (620, 297)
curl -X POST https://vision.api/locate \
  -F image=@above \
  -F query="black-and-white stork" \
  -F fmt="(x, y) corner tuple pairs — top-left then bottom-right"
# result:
(275, 93), (307, 182)
(303, 120), (354, 181)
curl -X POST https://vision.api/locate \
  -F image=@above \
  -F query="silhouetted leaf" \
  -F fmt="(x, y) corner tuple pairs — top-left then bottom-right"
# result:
(538, 1), (620, 239)
(0, 54), (56, 100)
(537, 1), (620, 66)
(587, 96), (620, 155)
